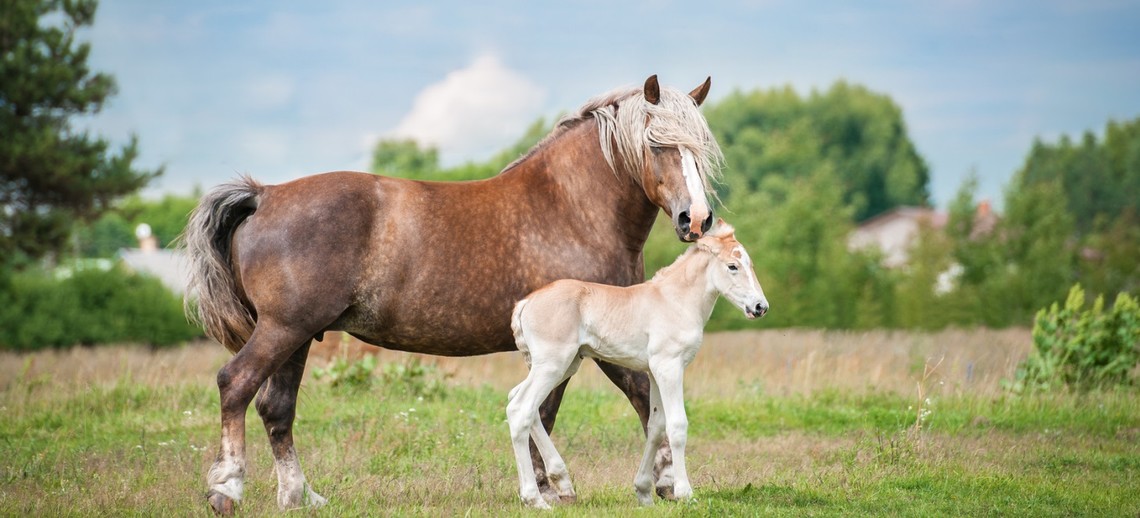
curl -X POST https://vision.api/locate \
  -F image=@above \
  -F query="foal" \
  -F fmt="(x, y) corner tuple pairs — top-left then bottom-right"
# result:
(506, 219), (768, 508)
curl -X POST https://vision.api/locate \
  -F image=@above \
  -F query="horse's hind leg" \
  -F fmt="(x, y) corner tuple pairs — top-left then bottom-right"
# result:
(206, 320), (316, 515)
(594, 360), (676, 500)
(255, 342), (326, 510)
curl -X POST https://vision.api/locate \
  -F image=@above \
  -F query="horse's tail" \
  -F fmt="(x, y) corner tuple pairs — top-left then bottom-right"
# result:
(182, 176), (263, 353)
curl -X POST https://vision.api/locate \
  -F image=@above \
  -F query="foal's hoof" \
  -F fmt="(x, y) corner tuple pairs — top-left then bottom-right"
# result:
(656, 483), (675, 501)
(207, 490), (235, 516)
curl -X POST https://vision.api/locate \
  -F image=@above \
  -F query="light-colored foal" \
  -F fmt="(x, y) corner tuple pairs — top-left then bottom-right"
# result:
(506, 219), (768, 508)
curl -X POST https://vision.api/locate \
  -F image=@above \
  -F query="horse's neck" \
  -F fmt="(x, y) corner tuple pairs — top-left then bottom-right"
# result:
(507, 121), (659, 249)
(652, 251), (720, 320)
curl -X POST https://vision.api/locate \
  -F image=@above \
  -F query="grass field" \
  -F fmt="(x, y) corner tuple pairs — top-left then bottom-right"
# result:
(1, 329), (1138, 516)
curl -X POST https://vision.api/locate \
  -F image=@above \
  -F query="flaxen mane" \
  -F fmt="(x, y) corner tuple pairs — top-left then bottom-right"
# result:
(504, 85), (724, 194)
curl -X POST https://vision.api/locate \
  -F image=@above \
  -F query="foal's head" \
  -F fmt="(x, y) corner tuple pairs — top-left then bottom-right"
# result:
(697, 219), (769, 319)
(582, 75), (724, 242)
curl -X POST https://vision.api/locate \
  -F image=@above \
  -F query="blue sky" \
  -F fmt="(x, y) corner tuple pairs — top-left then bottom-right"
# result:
(81, 0), (1140, 209)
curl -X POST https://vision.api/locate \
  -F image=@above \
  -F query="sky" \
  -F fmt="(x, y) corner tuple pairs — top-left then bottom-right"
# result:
(79, 0), (1140, 209)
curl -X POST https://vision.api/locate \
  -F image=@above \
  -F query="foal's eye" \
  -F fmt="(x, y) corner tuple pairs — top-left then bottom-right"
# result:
(727, 264), (739, 272)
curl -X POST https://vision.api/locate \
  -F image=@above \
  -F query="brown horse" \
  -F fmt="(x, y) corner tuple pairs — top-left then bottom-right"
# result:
(184, 75), (724, 513)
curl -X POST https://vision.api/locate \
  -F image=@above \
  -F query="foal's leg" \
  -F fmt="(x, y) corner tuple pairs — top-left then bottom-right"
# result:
(507, 354), (575, 509)
(206, 320), (314, 515)
(530, 422), (575, 503)
(533, 379), (569, 500)
(529, 356), (583, 504)
(633, 378), (665, 506)
(595, 360), (676, 498)
(648, 356), (692, 500)
(254, 342), (326, 509)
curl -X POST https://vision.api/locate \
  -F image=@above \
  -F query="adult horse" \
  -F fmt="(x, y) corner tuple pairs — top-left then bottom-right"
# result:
(184, 74), (724, 514)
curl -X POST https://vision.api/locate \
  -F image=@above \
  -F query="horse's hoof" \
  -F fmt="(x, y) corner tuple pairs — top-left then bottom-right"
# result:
(557, 493), (577, 505)
(656, 484), (675, 501)
(207, 490), (235, 516)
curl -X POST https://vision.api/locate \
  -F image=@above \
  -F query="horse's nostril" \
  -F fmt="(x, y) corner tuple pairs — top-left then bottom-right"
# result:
(678, 210), (691, 228)
(701, 213), (714, 233)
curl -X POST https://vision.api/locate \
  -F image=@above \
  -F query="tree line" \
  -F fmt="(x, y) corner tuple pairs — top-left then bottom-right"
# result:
(2, 0), (1137, 347)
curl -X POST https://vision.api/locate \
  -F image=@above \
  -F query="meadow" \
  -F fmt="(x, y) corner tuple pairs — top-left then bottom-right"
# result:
(1, 329), (1137, 516)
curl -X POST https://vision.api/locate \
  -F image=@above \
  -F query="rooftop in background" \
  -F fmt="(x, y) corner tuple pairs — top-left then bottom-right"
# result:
(118, 248), (190, 294)
(847, 202), (999, 268)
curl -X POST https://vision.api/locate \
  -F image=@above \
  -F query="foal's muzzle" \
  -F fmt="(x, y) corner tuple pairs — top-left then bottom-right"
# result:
(746, 302), (769, 320)
(676, 210), (714, 241)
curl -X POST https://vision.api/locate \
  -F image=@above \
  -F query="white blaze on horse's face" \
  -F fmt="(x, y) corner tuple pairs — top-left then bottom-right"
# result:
(712, 242), (769, 320)
(679, 148), (711, 237)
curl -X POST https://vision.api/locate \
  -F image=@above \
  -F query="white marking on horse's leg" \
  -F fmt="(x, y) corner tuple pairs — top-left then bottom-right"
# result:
(680, 148), (710, 234)
(273, 446), (327, 509)
(207, 436), (245, 502)
(654, 446), (676, 499)
(652, 359), (693, 500)
(633, 379), (664, 506)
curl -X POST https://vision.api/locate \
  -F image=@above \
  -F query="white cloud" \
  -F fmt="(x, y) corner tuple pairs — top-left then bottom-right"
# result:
(390, 55), (546, 163)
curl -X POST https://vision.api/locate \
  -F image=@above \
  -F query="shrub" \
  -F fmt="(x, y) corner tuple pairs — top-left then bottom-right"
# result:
(312, 354), (378, 391)
(0, 265), (200, 349)
(1010, 284), (1140, 391)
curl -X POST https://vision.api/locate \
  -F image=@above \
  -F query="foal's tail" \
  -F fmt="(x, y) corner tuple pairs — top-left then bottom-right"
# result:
(510, 298), (531, 357)
(508, 298), (531, 402)
(181, 176), (263, 353)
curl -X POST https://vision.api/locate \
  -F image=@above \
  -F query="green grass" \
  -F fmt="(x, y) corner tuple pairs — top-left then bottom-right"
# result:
(3, 361), (1139, 517)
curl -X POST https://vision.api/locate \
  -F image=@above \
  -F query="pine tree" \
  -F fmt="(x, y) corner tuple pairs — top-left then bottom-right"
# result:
(1, 0), (159, 268)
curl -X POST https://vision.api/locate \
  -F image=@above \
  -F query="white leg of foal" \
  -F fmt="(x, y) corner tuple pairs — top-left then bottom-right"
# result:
(633, 379), (664, 506)
(530, 422), (576, 503)
(652, 359), (693, 501)
(507, 360), (570, 510)
(507, 378), (548, 510)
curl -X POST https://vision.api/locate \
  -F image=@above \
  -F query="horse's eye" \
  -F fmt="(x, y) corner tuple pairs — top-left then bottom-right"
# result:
(651, 146), (665, 155)
(728, 264), (739, 272)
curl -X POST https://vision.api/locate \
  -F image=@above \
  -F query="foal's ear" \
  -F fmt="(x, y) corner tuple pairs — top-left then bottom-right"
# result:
(689, 76), (712, 106)
(644, 75), (661, 105)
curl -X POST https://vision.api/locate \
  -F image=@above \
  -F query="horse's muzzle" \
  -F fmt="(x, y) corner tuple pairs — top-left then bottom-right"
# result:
(676, 210), (714, 241)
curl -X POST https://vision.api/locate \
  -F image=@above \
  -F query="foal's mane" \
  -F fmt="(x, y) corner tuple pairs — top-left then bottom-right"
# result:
(647, 245), (706, 283)
(502, 84), (724, 193)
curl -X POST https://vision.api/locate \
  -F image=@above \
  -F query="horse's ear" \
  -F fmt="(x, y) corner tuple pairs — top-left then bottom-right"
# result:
(644, 75), (661, 105)
(689, 76), (712, 106)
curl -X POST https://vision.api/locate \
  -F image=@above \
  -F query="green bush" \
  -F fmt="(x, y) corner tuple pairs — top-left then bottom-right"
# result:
(312, 354), (378, 391)
(0, 265), (200, 350)
(1010, 284), (1140, 391)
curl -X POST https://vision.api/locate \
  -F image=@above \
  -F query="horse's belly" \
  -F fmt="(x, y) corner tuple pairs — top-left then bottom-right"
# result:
(338, 310), (514, 357)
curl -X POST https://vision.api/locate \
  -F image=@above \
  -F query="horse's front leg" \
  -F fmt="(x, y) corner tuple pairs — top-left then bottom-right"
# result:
(595, 360), (676, 499)
(254, 342), (326, 510)
(648, 356), (692, 501)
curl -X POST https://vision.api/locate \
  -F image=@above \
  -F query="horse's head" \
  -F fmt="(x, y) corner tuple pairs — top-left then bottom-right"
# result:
(639, 75), (723, 241)
(589, 75), (724, 242)
(698, 219), (769, 319)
